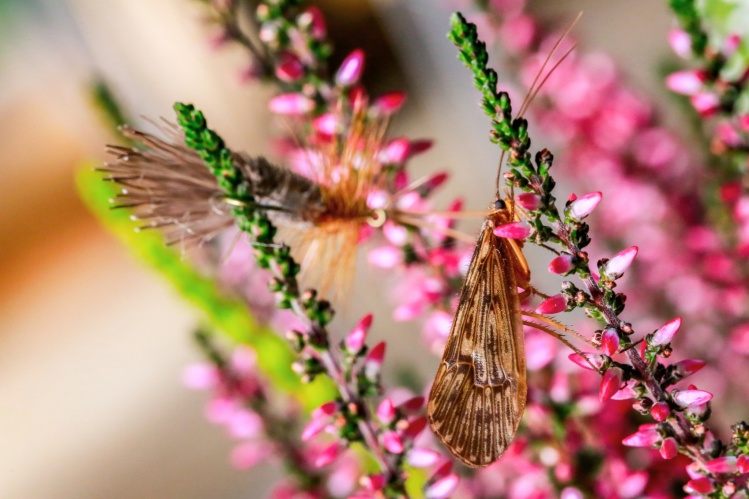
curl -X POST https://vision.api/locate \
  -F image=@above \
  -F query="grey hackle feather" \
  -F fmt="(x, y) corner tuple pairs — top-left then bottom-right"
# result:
(100, 121), (324, 249)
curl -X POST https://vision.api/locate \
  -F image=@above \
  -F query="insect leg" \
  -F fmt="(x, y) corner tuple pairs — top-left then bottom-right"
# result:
(522, 319), (602, 373)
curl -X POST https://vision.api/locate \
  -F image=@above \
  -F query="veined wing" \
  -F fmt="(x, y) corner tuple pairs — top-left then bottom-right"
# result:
(427, 220), (527, 467)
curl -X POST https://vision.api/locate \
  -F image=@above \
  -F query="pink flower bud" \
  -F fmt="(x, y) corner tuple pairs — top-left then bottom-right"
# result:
(315, 442), (341, 467)
(275, 53), (304, 82)
(403, 416), (428, 439)
(568, 352), (606, 371)
(383, 221), (408, 246)
(231, 441), (268, 469)
(398, 396), (425, 413)
(365, 342), (386, 380)
(269, 93), (315, 115)
(298, 6), (326, 39)
(431, 460), (453, 480)
(516, 192), (542, 211)
(724, 34), (741, 56)
(376, 398), (396, 424)
(409, 139), (433, 156)
(425, 473), (459, 499)
(313, 113), (337, 136)
(360, 473), (386, 491)
(622, 424), (661, 447)
(691, 92), (720, 117)
(737, 454), (749, 474)
(493, 221), (532, 239)
(672, 389), (713, 408)
(312, 401), (338, 419)
(345, 314), (373, 353)
(382, 138), (411, 164)
(601, 328), (620, 356)
(368, 246), (402, 269)
(704, 456), (737, 474)
(652, 317), (682, 346)
(674, 359), (706, 377)
(535, 294), (568, 315)
(560, 487), (584, 499)
(549, 253), (575, 274)
(228, 409), (263, 438)
(600, 367), (623, 402)
(666, 70), (705, 95)
(424, 171), (449, 190)
(603, 246), (638, 278)
(302, 415), (328, 441)
(374, 91), (406, 114)
(660, 437), (678, 459)
(568, 191), (602, 220)
(685, 477), (714, 495)
(182, 363), (219, 390)
(336, 49), (365, 86)
(651, 402), (671, 422)
(668, 28), (692, 58)
(382, 431), (404, 454)
(407, 448), (441, 467)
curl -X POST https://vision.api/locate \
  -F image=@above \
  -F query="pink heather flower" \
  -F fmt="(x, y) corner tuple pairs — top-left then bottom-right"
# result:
(603, 246), (638, 278)
(651, 402), (671, 422)
(674, 359), (706, 377)
(601, 328), (620, 356)
(374, 91), (406, 115)
(312, 113), (337, 136)
(315, 442), (341, 467)
(275, 53), (304, 82)
(685, 477), (714, 495)
(668, 28), (692, 58)
(368, 245), (402, 269)
(599, 367), (623, 401)
(660, 437), (678, 459)
(382, 431), (404, 454)
(364, 342), (386, 380)
(690, 92), (720, 117)
(568, 352), (606, 371)
(393, 301), (424, 322)
(704, 456), (737, 474)
(568, 191), (602, 220)
(535, 294), (568, 314)
(403, 416), (428, 440)
(230, 441), (269, 470)
(182, 363), (219, 390)
(228, 409), (263, 438)
(205, 397), (236, 424)
(383, 221), (408, 246)
(376, 398), (396, 424)
(269, 93), (315, 115)
(622, 424), (661, 447)
(525, 331), (557, 370)
(298, 6), (326, 39)
(665, 70), (705, 95)
(336, 49), (365, 86)
(672, 389), (713, 408)
(360, 474), (386, 491)
(651, 317), (682, 346)
(516, 192), (542, 210)
(407, 448), (441, 467)
(560, 487), (584, 499)
(737, 454), (749, 474)
(549, 253), (574, 274)
(493, 221), (532, 239)
(301, 415), (328, 441)
(425, 473), (459, 499)
(345, 314), (373, 353)
(381, 138), (411, 164)
(611, 379), (638, 400)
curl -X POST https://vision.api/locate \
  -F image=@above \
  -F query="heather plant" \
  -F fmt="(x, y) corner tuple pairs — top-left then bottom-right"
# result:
(79, 0), (749, 497)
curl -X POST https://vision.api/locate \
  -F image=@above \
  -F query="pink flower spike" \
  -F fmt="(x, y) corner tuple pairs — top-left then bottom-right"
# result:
(660, 437), (678, 460)
(651, 402), (671, 422)
(622, 425), (661, 447)
(549, 253), (575, 274)
(535, 294), (568, 315)
(672, 389), (713, 408)
(603, 246), (638, 278)
(493, 221), (531, 239)
(666, 70), (705, 95)
(364, 342), (386, 380)
(374, 91), (406, 114)
(704, 456), (737, 474)
(568, 352), (605, 371)
(516, 192), (542, 211)
(336, 49), (365, 87)
(360, 474), (386, 491)
(313, 113), (337, 136)
(651, 317), (682, 346)
(601, 328), (620, 356)
(345, 314), (373, 353)
(691, 92), (720, 117)
(737, 454), (749, 474)
(407, 448), (441, 467)
(568, 191), (602, 220)
(668, 28), (692, 58)
(315, 442), (341, 468)
(674, 359), (706, 377)
(685, 477), (714, 495)
(376, 398), (396, 424)
(425, 473), (459, 499)
(599, 367), (623, 402)
(382, 431), (404, 454)
(269, 93), (314, 115)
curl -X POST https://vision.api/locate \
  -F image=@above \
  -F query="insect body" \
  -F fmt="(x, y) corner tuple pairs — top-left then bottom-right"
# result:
(427, 200), (530, 467)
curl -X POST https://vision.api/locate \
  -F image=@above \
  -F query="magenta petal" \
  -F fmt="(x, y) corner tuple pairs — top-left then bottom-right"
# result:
(345, 313), (373, 352)
(685, 477), (714, 495)
(336, 49), (365, 86)
(535, 294), (568, 315)
(668, 28), (692, 58)
(374, 91), (406, 114)
(599, 367), (623, 402)
(493, 221), (532, 239)
(361, 474), (386, 491)
(569, 191), (602, 220)
(651, 317), (682, 346)
(604, 246), (638, 278)
(425, 473), (460, 499)
(665, 70), (705, 95)
(312, 401), (338, 418)
(651, 402), (671, 422)
(301, 416), (328, 441)
(315, 442), (341, 467)
(691, 92), (720, 117)
(672, 389), (713, 408)
(549, 254), (574, 274)
(376, 398), (396, 424)
(516, 192), (542, 211)
(268, 93), (314, 115)
(368, 246), (402, 269)
(737, 454), (749, 474)
(704, 456), (737, 474)
(601, 328), (620, 356)
(622, 426), (660, 447)
(313, 113), (337, 135)
(674, 358), (706, 377)
(568, 352), (605, 371)
(660, 437), (678, 459)
(407, 448), (441, 467)
(382, 431), (404, 454)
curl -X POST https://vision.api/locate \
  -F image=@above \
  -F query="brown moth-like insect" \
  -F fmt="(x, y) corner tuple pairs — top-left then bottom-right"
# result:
(427, 198), (530, 467)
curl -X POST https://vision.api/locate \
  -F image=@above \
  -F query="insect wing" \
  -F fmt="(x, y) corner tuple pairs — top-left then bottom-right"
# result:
(427, 220), (527, 467)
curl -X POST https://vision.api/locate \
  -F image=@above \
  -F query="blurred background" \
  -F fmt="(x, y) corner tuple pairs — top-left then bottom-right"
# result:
(0, 0), (700, 496)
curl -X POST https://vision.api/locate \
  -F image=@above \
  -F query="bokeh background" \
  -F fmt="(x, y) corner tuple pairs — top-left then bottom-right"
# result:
(0, 0), (722, 496)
